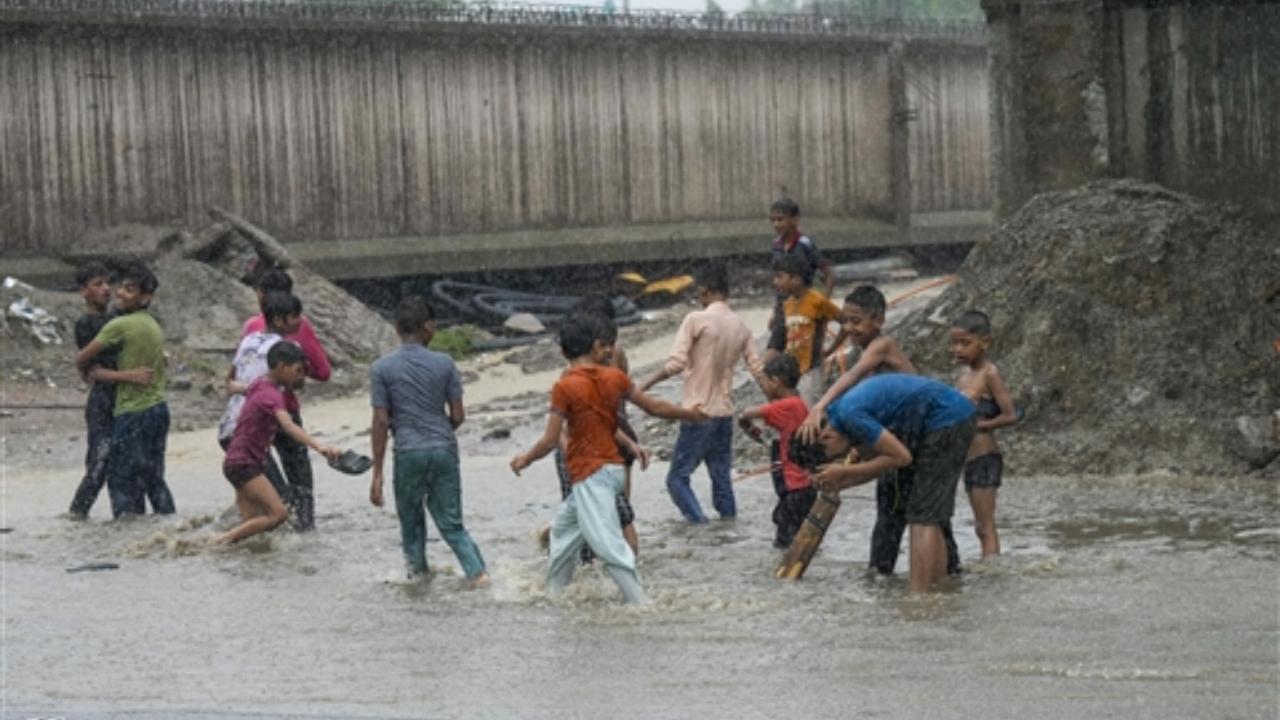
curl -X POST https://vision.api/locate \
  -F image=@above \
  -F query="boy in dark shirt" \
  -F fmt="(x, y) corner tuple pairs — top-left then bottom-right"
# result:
(766, 197), (834, 355)
(69, 263), (151, 518)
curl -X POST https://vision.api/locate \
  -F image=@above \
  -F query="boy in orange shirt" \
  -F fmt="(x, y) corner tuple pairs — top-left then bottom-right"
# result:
(770, 253), (841, 407)
(511, 313), (704, 604)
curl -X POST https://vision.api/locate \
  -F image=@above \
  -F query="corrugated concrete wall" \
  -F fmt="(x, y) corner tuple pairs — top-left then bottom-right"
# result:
(0, 17), (990, 253)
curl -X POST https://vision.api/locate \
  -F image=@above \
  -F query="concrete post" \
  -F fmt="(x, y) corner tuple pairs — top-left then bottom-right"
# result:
(980, 0), (1111, 218)
(888, 39), (912, 232)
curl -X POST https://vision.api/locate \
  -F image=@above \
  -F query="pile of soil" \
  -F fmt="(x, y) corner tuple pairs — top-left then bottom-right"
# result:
(895, 180), (1280, 477)
(2, 218), (397, 440)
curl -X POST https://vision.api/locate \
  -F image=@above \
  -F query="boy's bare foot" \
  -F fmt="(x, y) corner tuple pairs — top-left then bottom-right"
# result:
(209, 533), (231, 546)
(466, 572), (491, 589)
(537, 525), (551, 551)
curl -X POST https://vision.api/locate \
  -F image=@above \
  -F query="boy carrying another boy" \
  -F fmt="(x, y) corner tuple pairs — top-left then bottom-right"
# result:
(798, 285), (959, 575)
(241, 269), (331, 530)
(640, 263), (763, 524)
(512, 313), (705, 604)
(75, 262), (175, 518)
(218, 291), (304, 505)
(217, 342), (340, 545)
(368, 297), (489, 586)
(766, 197), (834, 357)
(949, 311), (1019, 558)
(769, 253), (841, 407)
(738, 354), (815, 548)
(69, 263), (144, 518)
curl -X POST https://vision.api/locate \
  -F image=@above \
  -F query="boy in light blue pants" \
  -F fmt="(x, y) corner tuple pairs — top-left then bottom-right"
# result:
(512, 313), (705, 604)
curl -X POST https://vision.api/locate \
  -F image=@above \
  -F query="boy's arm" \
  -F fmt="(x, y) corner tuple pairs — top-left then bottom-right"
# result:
(640, 316), (694, 391)
(740, 335), (767, 392)
(812, 430), (912, 493)
(295, 319), (332, 382)
(447, 398), (465, 429)
(737, 404), (767, 444)
(626, 386), (707, 423)
(797, 339), (891, 441)
(89, 366), (154, 386)
(819, 263), (835, 298)
(369, 406), (391, 507)
(511, 412), (565, 475)
(978, 366), (1019, 431)
(75, 339), (106, 375)
(275, 408), (340, 461)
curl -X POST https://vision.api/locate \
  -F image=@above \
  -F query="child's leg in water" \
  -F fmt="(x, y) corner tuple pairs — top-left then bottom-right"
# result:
(216, 476), (287, 544)
(968, 487), (1000, 556)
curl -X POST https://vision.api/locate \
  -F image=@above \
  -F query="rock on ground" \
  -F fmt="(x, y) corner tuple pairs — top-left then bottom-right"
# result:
(896, 179), (1280, 477)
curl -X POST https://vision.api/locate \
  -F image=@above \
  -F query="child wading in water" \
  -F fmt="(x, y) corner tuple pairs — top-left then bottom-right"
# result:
(949, 311), (1018, 558)
(737, 354), (815, 548)
(216, 342), (340, 545)
(512, 313), (705, 604)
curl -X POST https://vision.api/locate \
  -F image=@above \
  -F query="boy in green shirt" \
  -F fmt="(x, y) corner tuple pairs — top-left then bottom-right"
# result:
(76, 263), (175, 518)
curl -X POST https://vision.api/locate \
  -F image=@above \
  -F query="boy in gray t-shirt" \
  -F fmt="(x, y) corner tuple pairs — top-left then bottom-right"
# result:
(368, 296), (488, 586)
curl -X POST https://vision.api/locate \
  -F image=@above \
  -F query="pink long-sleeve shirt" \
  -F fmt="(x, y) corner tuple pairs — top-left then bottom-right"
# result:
(240, 314), (331, 412)
(663, 301), (761, 418)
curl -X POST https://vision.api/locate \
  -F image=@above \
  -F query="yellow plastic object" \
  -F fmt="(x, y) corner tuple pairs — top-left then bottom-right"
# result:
(616, 271), (648, 285)
(640, 274), (694, 297)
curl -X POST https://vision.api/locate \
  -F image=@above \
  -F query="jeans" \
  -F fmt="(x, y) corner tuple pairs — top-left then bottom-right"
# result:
(69, 388), (113, 516)
(665, 417), (735, 523)
(549, 465), (646, 604)
(393, 447), (486, 579)
(107, 402), (175, 518)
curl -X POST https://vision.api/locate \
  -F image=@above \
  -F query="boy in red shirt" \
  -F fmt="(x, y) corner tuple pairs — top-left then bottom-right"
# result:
(511, 313), (704, 604)
(215, 342), (339, 545)
(739, 354), (815, 548)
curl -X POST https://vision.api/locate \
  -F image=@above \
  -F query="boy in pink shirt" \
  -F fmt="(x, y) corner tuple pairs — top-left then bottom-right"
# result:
(217, 342), (339, 545)
(241, 268), (331, 529)
(639, 263), (764, 523)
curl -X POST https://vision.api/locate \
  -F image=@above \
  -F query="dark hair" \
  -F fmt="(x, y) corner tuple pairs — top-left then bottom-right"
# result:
(559, 312), (609, 359)
(763, 353), (800, 389)
(772, 253), (810, 284)
(117, 262), (158, 294)
(788, 433), (830, 472)
(694, 262), (730, 297)
(953, 310), (992, 336)
(257, 268), (293, 294)
(394, 296), (435, 336)
(267, 339), (305, 368)
(845, 285), (886, 319)
(770, 197), (800, 217)
(75, 261), (111, 288)
(262, 292), (302, 326)
(572, 294), (616, 320)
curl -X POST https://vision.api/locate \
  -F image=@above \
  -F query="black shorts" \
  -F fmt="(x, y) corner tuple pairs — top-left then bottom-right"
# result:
(964, 453), (1003, 490)
(222, 462), (264, 488)
(904, 419), (976, 526)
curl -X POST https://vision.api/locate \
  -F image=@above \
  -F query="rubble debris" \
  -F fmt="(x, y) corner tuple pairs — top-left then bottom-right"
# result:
(896, 179), (1280, 476)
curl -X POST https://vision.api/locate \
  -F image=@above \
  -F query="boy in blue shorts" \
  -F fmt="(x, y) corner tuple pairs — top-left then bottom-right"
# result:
(75, 262), (176, 518)
(512, 313), (705, 604)
(813, 373), (975, 592)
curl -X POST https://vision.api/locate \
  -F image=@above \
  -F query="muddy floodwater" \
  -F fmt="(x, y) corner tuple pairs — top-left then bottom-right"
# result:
(3, 298), (1277, 719)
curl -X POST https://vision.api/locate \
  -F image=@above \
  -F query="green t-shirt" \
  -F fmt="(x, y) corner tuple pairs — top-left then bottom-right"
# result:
(95, 310), (166, 415)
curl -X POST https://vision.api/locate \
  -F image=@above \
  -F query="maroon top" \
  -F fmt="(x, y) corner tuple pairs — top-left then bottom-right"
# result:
(224, 377), (288, 468)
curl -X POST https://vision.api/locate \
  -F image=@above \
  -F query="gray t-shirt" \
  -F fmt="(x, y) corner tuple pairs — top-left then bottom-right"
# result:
(369, 342), (463, 452)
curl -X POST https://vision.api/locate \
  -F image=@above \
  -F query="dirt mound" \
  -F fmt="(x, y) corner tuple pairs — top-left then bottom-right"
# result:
(896, 180), (1280, 477)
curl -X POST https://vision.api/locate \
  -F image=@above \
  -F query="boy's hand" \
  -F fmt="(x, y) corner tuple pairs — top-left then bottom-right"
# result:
(370, 471), (384, 507)
(123, 367), (155, 385)
(737, 417), (765, 444)
(684, 405), (710, 423)
(812, 463), (850, 493)
(635, 445), (652, 471)
(510, 453), (529, 476)
(821, 352), (842, 378)
(796, 409), (823, 444)
(317, 445), (342, 463)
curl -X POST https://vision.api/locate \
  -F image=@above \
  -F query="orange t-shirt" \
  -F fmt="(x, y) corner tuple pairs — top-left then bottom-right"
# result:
(782, 289), (841, 374)
(550, 365), (632, 483)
